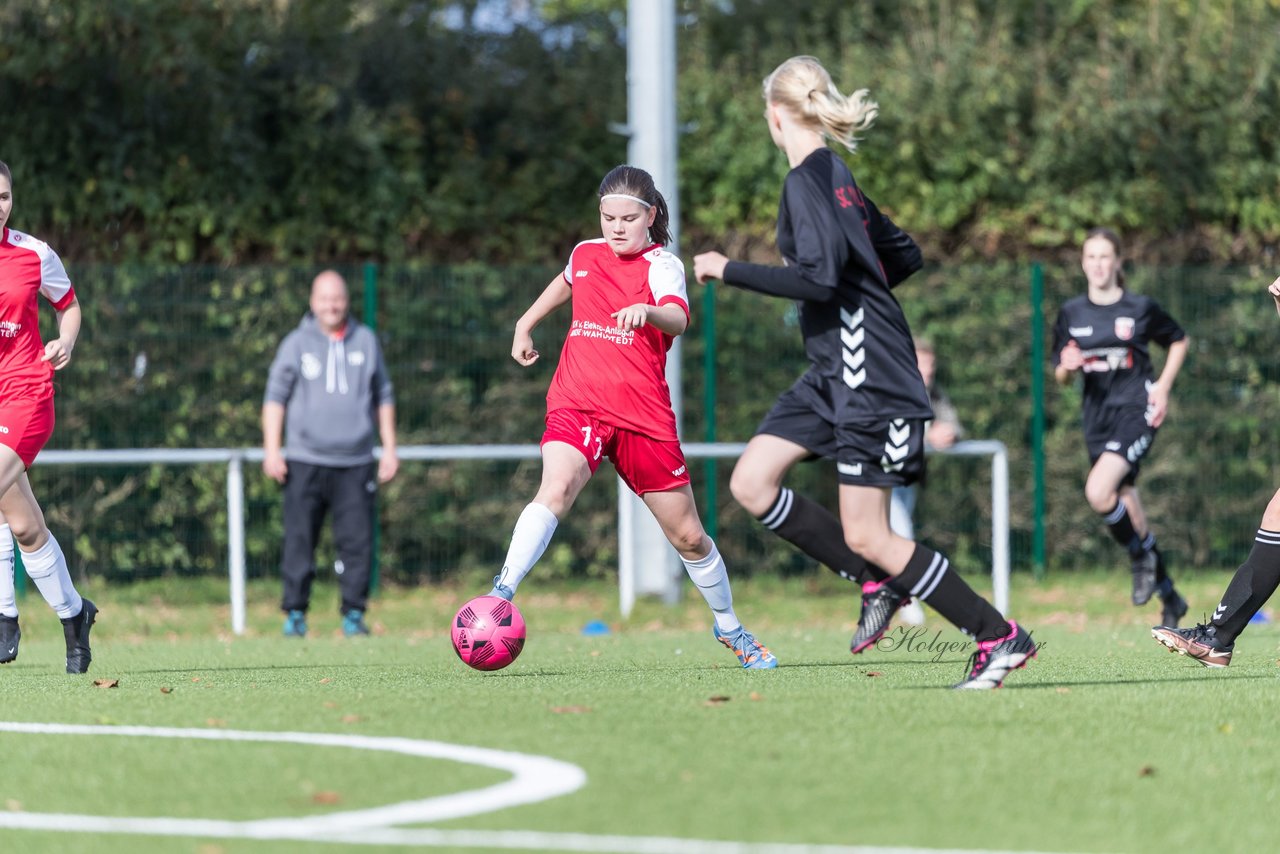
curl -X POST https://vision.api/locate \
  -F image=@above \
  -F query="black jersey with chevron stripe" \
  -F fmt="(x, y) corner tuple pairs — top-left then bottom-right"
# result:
(727, 148), (933, 423)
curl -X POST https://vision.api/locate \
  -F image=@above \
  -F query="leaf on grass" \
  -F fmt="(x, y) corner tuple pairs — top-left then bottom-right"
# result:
(865, 671), (883, 678)
(748, 692), (763, 701)
(191, 677), (202, 683)
(1056, 687), (1071, 694)
(6, 799), (22, 812)
(160, 687), (173, 694)
(705, 695), (731, 706)
(319, 678), (332, 684)
(206, 718), (227, 728)
(1219, 723), (1233, 735)
(1138, 766), (1155, 777)
(341, 714), (363, 724)
(590, 650), (601, 657)
(311, 791), (342, 805)
(323, 701), (339, 709)
(550, 705), (592, 714)
(93, 679), (119, 689)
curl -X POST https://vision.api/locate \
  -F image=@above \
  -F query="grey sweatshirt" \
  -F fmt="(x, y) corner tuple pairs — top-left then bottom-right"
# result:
(264, 312), (394, 467)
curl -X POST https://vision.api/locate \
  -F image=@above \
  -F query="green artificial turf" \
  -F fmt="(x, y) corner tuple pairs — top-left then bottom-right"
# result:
(0, 571), (1275, 854)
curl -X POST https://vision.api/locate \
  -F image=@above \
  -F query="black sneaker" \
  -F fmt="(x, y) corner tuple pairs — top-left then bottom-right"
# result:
(1130, 550), (1158, 605)
(61, 599), (97, 674)
(953, 621), (1038, 689)
(1157, 581), (1188, 628)
(0, 615), (18, 664)
(850, 581), (905, 654)
(1151, 623), (1233, 668)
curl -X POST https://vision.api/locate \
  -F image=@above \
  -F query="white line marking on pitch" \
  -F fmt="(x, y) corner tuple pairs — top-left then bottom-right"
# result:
(0, 722), (1070, 854)
(333, 828), (1073, 854)
(0, 721), (585, 838)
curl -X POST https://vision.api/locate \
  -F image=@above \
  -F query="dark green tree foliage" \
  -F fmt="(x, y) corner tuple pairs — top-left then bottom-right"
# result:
(2, 1), (1277, 262)
(679, 0), (1280, 259)
(0, 0), (624, 263)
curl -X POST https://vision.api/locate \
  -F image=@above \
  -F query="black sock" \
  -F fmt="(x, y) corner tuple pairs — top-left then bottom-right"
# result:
(1101, 501), (1143, 557)
(1211, 529), (1280, 644)
(759, 487), (887, 585)
(887, 543), (1009, 642)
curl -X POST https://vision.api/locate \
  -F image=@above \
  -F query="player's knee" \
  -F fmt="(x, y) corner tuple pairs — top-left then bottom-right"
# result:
(842, 528), (883, 563)
(1261, 490), (1280, 530)
(532, 482), (577, 517)
(729, 466), (772, 516)
(8, 521), (47, 552)
(1084, 482), (1116, 514)
(668, 528), (706, 557)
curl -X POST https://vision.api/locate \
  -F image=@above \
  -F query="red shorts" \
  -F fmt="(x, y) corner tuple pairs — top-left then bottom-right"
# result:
(542, 409), (691, 496)
(0, 394), (54, 467)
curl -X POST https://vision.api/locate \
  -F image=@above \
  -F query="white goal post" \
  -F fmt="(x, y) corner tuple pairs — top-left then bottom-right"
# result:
(32, 440), (1009, 634)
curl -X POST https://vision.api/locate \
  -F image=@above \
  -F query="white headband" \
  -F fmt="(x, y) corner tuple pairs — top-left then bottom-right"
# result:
(600, 193), (652, 208)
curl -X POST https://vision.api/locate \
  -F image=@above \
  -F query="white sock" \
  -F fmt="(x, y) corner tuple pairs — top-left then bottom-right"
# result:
(494, 503), (559, 596)
(682, 540), (740, 633)
(22, 534), (82, 620)
(0, 524), (16, 618)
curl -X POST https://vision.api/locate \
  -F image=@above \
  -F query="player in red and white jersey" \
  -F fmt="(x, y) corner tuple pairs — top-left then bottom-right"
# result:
(478, 165), (776, 669)
(0, 159), (97, 673)
(545, 235), (686, 441)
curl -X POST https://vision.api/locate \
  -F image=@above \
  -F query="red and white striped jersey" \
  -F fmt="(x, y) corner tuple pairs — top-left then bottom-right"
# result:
(0, 228), (76, 399)
(545, 239), (689, 441)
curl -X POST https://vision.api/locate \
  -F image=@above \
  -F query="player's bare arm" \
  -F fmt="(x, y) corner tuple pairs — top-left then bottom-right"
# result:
(1147, 337), (1189, 428)
(43, 296), (81, 371)
(512, 275), (573, 366)
(610, 302), (687, 336)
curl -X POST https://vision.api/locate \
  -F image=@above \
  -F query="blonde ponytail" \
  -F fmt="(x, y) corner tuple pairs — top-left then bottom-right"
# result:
(763, 56), (877, 152)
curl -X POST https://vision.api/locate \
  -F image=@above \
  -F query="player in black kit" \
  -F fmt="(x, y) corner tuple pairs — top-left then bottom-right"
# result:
(694, 55), (1036, 689)
(1051, 228), (1190, 626)
(1152, 275), (1280, 667)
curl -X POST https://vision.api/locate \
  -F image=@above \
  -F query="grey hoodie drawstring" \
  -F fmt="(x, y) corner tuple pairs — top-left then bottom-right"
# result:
(326, 337), (350, 394)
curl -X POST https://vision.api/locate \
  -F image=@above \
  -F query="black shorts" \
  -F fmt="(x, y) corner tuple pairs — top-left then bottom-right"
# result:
(1085, 406), (1157, 485)
(755, 374), (927, 488)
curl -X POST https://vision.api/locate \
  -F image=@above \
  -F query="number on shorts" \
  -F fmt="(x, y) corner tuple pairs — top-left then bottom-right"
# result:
(580, 426), (603, 461)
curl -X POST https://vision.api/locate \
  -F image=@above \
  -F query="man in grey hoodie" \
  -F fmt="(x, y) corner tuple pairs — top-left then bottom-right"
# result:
(263, 270), (399, 637)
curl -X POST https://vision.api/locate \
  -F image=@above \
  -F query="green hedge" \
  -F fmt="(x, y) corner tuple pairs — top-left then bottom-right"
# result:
(2, 0), (1278, 264)
(30, 262), (1280, 584)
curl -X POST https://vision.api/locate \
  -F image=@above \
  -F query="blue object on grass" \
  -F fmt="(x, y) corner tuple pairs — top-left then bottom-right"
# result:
(1249, 610), (1270, 625)
(581, 620), (611, 636)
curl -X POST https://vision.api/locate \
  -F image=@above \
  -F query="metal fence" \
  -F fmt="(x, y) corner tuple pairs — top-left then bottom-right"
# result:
(26, 262), (1280, 589)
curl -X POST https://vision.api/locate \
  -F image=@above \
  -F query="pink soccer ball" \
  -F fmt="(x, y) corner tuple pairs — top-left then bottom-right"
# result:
(451, 595), (526, 671)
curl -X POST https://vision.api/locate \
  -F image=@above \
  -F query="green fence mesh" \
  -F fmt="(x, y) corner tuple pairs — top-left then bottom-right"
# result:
(29, 262), (1280, 585)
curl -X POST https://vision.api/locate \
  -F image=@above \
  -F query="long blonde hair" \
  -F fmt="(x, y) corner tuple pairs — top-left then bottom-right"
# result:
(763, 56), (877, 152)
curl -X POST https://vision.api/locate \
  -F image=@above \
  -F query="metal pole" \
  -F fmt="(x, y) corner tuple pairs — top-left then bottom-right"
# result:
(13, 536), (24, 599)
(1030, 263), (1047, 578)
(227, 454), (247, 636)
(618, 0), (682, 610)
(992, 446), (1010, 615)
(703, 279), (717, 539)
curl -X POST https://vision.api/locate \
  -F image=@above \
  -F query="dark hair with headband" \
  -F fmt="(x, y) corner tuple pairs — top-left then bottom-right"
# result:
(598, 165), (671, 247)
(1084, 227), (1126, 287)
